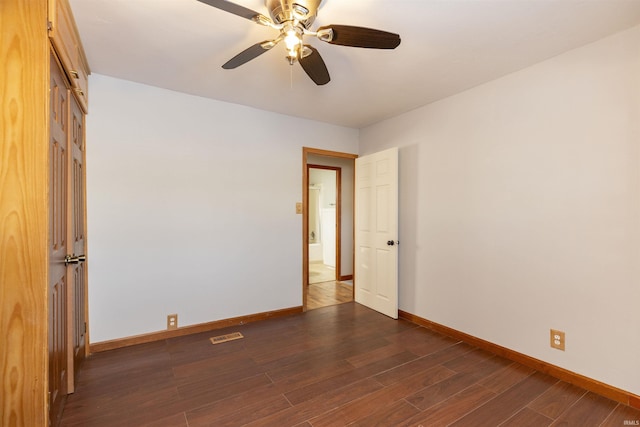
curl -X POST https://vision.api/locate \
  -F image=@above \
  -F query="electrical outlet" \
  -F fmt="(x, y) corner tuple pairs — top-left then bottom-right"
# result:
(167, 314), (178, 330)
(296, 202), (303, 214)
(550, 329), (565, 351)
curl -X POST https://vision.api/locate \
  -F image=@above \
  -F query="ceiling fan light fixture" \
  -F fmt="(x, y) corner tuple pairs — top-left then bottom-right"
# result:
(284, 25), (303, 64)
(284, 29), (301, 50)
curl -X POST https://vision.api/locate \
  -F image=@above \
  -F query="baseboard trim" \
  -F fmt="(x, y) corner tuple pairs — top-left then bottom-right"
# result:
(399, 310), (640, 409)
(90, 306), (303, 353)
(339, 274), (353, 281)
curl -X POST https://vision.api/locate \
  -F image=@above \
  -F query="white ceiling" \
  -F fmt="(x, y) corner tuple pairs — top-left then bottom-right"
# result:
(70, 0), (640, 128)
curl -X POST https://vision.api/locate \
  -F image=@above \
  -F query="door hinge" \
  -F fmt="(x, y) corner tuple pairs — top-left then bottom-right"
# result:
(84, 322), (87, 334)
(47, 20), (52, 31)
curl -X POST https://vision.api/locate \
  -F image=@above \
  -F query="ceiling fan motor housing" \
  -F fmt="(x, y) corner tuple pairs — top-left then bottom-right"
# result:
(266, 0), (323, 28)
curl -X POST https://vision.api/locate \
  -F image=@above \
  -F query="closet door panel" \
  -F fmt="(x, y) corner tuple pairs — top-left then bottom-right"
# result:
(69, 94), (87, 382)
(49, 52), (69, 426)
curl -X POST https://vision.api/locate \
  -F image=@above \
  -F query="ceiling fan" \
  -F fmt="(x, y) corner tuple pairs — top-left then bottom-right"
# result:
(197, 0), (401, 85)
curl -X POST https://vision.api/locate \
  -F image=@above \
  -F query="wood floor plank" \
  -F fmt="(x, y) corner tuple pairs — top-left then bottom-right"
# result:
(405, 372), (481, 411)
(527, 380), (587, 419)
(499, 407), (553, 427)
(346, 343), (408, 368)
(449, 371), (558, 426)
(309, 364), (455, 427)
(265, 354), (353, 383)
(442, 347), (500, 374)
(462, 354), (515, 382)
(550, 391), (618, 426)
(62, 380), (181, 425)
(249, 331), (340, 370)
(75, 353), (174, 390)
(63, 368), (174, 407)
(601, 403), (640, 427)
(184, 382), (285, 424)
(177, 373), (273, 411)
(138, 413), (189, 427)
(267, 362), (358, 398)
(348, 399), (421, 427)
(63, 384), (185, 427)
(308, 262), (337, 285)
(244, 378), (383, 427)
(59, 303), (629, 427)
(189, 394), (292, 427)
(167, 333), (244, 365)
(248, 339), (320, 367)
(386, 326), (462, 357)
(307, 281), (353, 310)
(402, 383), (497, 427)
(283, 351), (417, 406)
(479, 361), (536, 393)
(257, 334), (391, 381)
(374, 342), (474, 386)
(173, 352), (262, 387)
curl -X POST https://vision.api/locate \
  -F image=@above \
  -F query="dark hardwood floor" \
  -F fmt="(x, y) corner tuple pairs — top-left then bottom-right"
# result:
(60, 303), (639, 426)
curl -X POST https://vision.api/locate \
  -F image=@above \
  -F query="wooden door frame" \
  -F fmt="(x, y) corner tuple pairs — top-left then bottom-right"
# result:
(302, 147), (357, 310)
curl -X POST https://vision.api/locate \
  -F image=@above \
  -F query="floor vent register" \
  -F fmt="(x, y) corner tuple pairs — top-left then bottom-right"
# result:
(210, 332), (244, 345)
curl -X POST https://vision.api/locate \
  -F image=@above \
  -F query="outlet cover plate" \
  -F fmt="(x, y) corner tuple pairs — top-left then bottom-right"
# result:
(550, 329), (565, 351)
(167, 314), (178, 330)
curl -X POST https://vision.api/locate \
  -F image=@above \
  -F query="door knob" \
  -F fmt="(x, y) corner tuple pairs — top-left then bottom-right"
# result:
(64, 254), (86, 265)
(387, 240), (398, 246)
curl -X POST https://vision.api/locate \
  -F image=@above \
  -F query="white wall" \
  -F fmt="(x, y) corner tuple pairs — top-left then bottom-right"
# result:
(360, 25), (640, 395)
(86, 74), (358, 342)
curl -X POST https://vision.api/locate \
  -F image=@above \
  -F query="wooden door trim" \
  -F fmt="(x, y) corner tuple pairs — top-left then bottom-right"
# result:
(0, 2), (50, 423)
(302, 147), (357, 310)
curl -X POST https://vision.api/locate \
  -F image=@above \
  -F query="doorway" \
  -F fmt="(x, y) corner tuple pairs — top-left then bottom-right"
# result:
(308, 166), (339, 285)
(302, 148), (357, 310)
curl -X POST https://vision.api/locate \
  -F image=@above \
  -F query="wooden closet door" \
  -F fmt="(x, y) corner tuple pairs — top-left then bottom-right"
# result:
(49, 52), (69, 426)
(68, 94), (87, 383)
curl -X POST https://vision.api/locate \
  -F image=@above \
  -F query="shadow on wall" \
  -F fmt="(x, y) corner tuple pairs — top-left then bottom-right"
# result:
(400, 143), (420, 312)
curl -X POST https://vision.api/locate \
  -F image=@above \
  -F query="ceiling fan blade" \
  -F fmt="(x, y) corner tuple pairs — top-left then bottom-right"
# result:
(316, 25), (401, 49)
(197, 0), (272, 25)
(222, 40), (276, 69)
(299, 45), (330, 86)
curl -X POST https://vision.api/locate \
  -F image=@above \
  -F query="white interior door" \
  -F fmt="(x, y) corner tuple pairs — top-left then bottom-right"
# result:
(354, 147), (399, 318)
